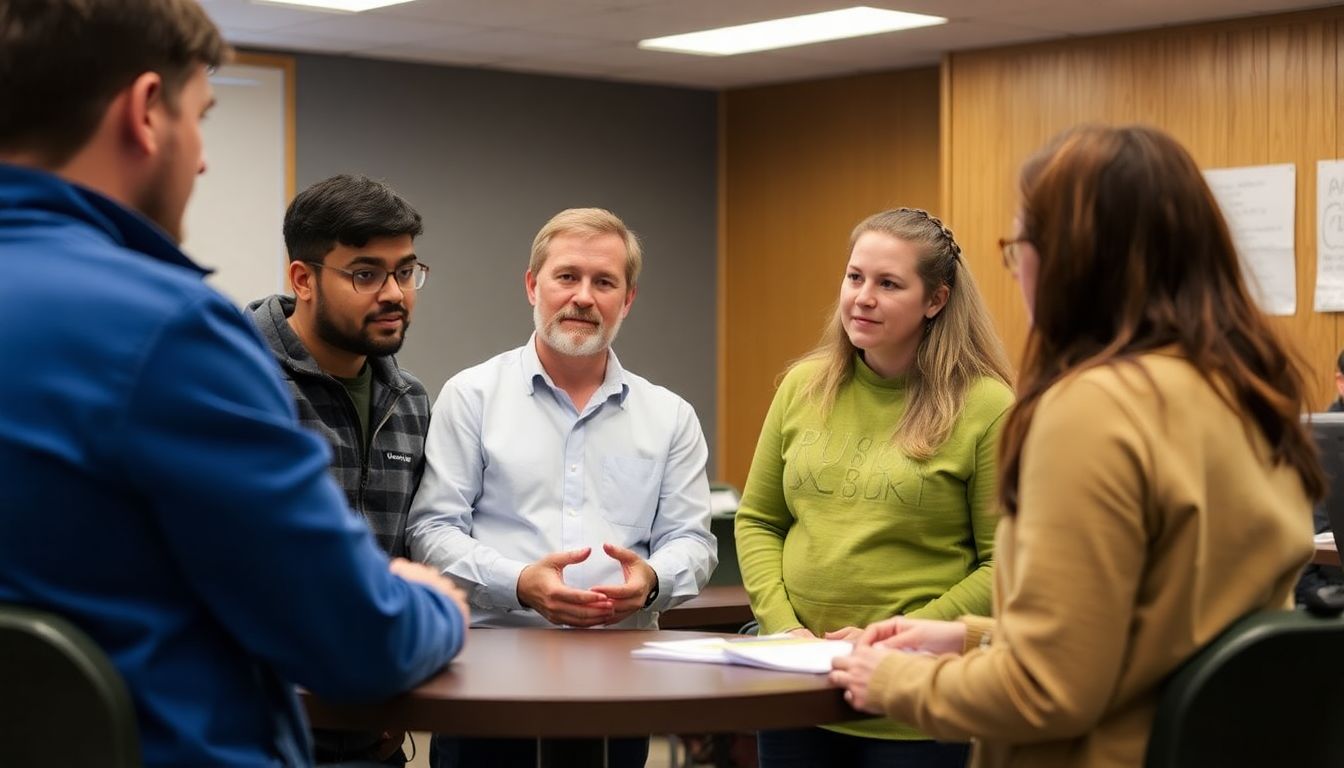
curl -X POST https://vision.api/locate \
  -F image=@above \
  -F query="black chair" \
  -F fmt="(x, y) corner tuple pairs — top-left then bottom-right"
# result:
(707, 482), (743, 587)
(1145, 609), (1344, 767)
(0, 605), (140, 767)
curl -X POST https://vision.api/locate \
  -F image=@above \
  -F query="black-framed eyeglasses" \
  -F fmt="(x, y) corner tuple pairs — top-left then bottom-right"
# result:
(302, 261), (429, 294)
(997, 237), (1029, 275)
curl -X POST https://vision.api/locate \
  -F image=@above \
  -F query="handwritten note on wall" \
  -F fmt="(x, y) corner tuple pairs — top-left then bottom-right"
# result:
(1317, 160), (1344, 312)
(1204, 164), (1297, 316)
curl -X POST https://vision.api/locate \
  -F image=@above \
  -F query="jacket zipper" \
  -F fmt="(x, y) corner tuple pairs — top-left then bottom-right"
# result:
(356, 387), (406, 514)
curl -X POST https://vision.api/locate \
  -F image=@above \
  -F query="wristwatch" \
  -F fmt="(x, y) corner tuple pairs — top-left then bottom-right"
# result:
(643, 573), (660, 609)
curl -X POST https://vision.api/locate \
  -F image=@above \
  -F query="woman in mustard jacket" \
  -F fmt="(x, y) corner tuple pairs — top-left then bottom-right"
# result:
(831, 125), (1323, 768)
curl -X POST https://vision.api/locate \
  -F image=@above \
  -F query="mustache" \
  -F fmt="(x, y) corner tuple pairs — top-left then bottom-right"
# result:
(553, 308), (601, 325)
(365, 303), (408, 323)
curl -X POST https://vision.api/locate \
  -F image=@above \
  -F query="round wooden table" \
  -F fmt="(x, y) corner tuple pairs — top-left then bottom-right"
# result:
(303, 627), (862, 766)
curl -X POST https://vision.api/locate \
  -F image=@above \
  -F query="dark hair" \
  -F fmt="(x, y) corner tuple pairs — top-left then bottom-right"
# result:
(1336, 348), (1344, 377)
(0, 0), (228, 166)
(998, 124), (1325, 513)
(283, 175), (424, 263)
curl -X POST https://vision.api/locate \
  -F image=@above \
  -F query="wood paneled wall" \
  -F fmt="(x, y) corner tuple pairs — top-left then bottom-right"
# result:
(720, 69), (941, 487)
(943, 6), (1344, 406)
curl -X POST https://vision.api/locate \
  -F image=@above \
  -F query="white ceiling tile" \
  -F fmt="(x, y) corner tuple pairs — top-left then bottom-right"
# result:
(344, 44), (508, 67)
(378, 0), (659, 27)
(522, 0), (857, 41)
(221, 28), (293, 48)
(781, 19), (1057, 64)
(781, 45), (941, 71)
(875, 0), (1061, 21)
(200, 0), (338, 31)
(269, 14), (483, 46)
(490, 41), (719, 70)
(413, 28), (614, 58)
(478, 58), (649, 84)
(228, 31), (362, 55)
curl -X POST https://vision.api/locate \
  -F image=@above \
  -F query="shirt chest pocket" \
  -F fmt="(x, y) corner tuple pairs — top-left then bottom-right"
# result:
(599, 456), (663, 530)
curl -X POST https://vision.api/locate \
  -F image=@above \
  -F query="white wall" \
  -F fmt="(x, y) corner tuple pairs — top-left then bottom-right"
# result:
(182, 62), (289, 306)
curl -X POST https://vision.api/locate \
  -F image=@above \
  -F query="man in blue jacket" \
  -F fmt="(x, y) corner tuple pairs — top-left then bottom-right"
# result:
(0, 2), (469, 766)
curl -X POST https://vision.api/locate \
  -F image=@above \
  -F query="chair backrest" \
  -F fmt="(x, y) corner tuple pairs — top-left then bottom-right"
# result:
(1304, 412), (1344, 549)
(1145, 610), (1344, 767)
(0, 604), (140, 767)
(708, 482), (743, 587)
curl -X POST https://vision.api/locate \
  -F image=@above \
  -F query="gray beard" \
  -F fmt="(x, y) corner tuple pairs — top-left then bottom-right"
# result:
(533, 303), (620, 357)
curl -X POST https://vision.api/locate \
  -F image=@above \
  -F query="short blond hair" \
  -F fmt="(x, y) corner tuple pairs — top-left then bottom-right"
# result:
(529, 208), (643, 287)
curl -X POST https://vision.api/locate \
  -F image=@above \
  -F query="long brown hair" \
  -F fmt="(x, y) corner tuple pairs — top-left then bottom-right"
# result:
(794, 208), (1013, 461)
(997, 125), (1325, 513)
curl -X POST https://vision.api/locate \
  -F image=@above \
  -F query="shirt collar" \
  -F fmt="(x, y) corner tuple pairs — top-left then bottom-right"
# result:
(521, 332), (630, 409)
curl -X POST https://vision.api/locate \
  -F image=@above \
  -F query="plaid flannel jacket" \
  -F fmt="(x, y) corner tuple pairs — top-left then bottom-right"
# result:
(248, 295), (429, 557)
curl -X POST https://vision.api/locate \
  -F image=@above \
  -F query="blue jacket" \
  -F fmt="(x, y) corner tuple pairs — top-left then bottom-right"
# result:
(0, 164), (466, 767)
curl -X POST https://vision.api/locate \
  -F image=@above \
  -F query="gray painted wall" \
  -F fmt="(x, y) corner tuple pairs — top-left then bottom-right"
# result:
(293, 54), (719, 467)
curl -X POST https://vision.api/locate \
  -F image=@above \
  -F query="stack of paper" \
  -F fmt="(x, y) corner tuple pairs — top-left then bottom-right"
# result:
(631, 635), (853, 674)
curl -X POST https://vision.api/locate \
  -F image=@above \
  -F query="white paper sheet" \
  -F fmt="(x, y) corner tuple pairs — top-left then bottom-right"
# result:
(722, 637), (854, 674)
(631, 635), (855, 674)
(1204, 164), (1297, 316)
(1316, 160), (1344, 312)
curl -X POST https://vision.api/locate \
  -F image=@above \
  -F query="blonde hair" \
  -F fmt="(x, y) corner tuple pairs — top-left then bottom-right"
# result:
(793, 208), (1014, 460)
(529, 207), (643, 287)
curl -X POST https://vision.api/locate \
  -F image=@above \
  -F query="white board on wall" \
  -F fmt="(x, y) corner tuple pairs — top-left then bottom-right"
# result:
(182, 61), (289, 307)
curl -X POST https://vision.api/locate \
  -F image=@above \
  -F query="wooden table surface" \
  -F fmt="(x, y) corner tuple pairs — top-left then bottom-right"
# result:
(1315, 538), (1339, 567)
(659, 585), (752, 630)
(302, 627), (861, 738)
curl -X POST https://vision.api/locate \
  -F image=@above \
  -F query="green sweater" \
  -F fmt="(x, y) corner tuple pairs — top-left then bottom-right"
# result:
(736, 355), (1012, 740)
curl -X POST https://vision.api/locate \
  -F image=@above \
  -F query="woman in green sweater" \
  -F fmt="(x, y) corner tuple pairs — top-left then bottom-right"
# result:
(735, 208), (1014, 766)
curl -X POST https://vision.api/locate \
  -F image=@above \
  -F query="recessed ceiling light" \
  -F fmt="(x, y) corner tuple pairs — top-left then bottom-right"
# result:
(639, 6), (947, 56)
(250, 0), (417, 12)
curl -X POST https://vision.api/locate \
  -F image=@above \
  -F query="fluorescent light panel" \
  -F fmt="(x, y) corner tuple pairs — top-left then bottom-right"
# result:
(639, 6), (947, 57)
(250, 0), (416, 12)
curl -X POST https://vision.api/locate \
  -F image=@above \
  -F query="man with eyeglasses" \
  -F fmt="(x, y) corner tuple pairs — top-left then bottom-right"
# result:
(248, 174), (434, 765)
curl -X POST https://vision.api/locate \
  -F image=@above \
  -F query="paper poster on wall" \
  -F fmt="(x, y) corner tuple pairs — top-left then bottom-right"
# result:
(1317, 160), (1344, 312)
(1203, 164), (1296, 316)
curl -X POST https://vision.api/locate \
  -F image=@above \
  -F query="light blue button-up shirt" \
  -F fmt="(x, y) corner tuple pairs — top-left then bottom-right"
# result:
(408, 335), (717, 628)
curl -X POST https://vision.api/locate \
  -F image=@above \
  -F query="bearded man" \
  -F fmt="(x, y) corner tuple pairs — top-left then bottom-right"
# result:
(406, 207), (717, 768)
(250, 174), (431, 561)
(247, 174), (438, 764)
